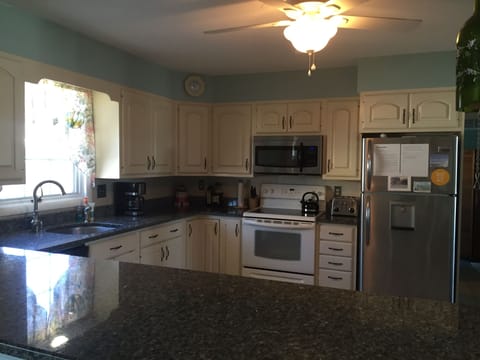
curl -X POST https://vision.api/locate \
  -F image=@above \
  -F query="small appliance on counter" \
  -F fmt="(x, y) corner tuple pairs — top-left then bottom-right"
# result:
(330, 196), (359, 217)
(114, 182), (146, 216)
(301, 192), (320, 215)
(174, 186), (189, 209)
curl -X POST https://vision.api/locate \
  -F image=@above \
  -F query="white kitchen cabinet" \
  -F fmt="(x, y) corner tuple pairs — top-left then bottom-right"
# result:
(212, 104), (252, 175)
(186, 218), (220, 272)
(121, 89), (175, 177)
(88, 231), (140, 263)
(94, 88), (175, 178)
(255, 101), (321, 134)
(322, 99), (360, 180)
(177, 103), (210, 174)
(317, 223), (357, 290)
(219, 218), (241, 276)
(360, 88), (462, 132)
(139, 221), (186, 269)
(0, 55), (25, 185)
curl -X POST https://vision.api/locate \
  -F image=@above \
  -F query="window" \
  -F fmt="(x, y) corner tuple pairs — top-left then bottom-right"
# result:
(0, 80), (95, 208)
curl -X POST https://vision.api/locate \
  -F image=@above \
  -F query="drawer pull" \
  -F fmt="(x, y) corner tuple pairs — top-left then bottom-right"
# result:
(170, 228), (179, 233)
(161, 247), (165, 261)
(327, 247), (344, 252)
(328, 232), (344, 236)
(328, 261), (343, 266)
(165, 246), (169, 260)
(109, 245), (122, 251)
(148, 234), (159, 239)
(328, 275), (343, 281)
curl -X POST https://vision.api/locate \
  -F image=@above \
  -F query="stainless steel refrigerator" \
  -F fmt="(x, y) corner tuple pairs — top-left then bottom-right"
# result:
(359, 133), (459, 303)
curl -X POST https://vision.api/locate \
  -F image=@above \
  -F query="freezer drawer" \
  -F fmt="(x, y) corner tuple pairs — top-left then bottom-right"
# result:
(360, 192), (456, 302)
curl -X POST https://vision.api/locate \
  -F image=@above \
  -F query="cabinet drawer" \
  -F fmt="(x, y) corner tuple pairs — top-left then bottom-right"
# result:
(140, 221), (184, 247)
(319, 224), (355, 242)
(319, 254), (352, 271)
(319, 240), (352, 257)
(318, 269), (353, 290)
(89, 232), (139, 260)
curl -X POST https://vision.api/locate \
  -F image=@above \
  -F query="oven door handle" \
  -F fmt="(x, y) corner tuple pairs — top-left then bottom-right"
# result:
(242, 218), (315, 230)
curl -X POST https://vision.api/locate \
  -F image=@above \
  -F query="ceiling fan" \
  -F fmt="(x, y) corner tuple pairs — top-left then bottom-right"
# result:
(205, 0), (422, 75)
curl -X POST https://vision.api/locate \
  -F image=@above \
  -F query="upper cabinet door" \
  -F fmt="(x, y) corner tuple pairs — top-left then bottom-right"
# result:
(0, 56), (25, 185)
(409, 90), (461, 130)
(120, 89), (153, 177)
(360, 93), (409, 131)
(255, 103), (288, 133)
(151, 96), (175, 175)
(287, 101), (321, 133)
(323, 100), (360, 179)
(212, 104), (252, 175)
(177, 104), (210, 174)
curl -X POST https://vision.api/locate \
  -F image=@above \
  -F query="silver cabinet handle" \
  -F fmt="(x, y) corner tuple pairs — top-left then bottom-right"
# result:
(148, 234), (159, 239)
(245, 158), (249, 171)
(152, 155), (156, 169)
(170, 228), (179, 233)
(289, 116), (292, 129)
(327, 247), (343, 252)
(189, 223), (192, 236)
(327, 159), (331, 172)
(161, 246), (165, 261)
(165, 246), (169, 260)
(204, 157), (207, 170)
(328, 261), (344, 266)
(328, 232), (344, 236)
(235, 223), (239, 237)
(109, 245), (122, 251)
(402, 109), (406, 124)
(412, 108), (416, 124)
(214, 222), (218, 235)
(282, 116), (285, 129)
(328, 275), (343, 281)
(147, 156), (151, 170)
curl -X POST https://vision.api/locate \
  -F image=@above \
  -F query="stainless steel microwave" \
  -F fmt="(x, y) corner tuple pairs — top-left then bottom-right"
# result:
(253, 135), (323, 175)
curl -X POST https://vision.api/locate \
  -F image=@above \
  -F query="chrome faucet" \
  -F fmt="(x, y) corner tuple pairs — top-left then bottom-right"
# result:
(31, 180), (66, 232)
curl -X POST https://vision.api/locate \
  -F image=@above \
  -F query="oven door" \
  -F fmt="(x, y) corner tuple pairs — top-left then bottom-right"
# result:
(241, 218), (315, 275)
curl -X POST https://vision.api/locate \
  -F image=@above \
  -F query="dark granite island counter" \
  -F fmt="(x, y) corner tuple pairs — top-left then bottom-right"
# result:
(0, 247), (479, 360)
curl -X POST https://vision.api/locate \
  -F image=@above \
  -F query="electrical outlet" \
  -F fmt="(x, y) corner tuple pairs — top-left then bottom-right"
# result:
(334, 186), (342, 197)
(97, 184), (107, 198)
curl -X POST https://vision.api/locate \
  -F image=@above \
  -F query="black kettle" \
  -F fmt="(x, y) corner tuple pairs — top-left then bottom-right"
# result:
(300, 192), (320, 215)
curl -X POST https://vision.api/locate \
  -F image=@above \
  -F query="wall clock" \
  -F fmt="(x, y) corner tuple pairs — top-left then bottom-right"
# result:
(184, 75), (205, 97)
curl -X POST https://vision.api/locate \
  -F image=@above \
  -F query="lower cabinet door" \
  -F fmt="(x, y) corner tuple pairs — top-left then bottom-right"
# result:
(140, 242), (165, 266)
(140, 237), (186, 269)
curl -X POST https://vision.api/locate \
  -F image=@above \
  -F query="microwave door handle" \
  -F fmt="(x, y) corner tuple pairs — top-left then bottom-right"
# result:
(298, 142), (304, 173)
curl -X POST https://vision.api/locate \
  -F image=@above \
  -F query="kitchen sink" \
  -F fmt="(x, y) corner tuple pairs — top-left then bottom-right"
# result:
(46, 223), (122, 235)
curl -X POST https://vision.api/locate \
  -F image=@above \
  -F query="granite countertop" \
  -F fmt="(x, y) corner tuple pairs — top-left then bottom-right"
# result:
(0, 249), (479, 360)
(0, 207), (244, 253)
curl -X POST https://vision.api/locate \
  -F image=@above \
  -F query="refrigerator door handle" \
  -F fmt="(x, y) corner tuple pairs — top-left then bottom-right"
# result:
(365, 196), (371, 245)
(366, 140), (373, 191)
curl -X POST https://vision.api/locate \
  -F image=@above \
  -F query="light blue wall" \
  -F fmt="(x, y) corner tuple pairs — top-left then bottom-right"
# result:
(0, 5), (457, 101)
(357, 51), (456, 92)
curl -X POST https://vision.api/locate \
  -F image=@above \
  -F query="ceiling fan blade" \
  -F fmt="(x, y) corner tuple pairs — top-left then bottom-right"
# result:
(324, 0), (369, 14)
(204, 20), (292, 35)
(339, 15), (422, 31)
(259, 0), (300, 12)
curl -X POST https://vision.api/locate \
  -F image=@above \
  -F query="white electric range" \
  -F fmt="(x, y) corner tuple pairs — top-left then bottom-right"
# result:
(242, 184), (331, 285)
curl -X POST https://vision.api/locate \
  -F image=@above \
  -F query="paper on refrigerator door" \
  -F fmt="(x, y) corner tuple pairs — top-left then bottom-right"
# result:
(373, 144), (401, 176)
(373, 143), (429, 177)
(400, 144), (429, 177)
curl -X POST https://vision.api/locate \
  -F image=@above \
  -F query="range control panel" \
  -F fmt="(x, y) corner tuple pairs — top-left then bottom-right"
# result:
(331, 196), (359, 217)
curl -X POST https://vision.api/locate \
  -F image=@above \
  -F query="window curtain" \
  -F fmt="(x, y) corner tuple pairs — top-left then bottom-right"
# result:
(40, 79), (96, 188)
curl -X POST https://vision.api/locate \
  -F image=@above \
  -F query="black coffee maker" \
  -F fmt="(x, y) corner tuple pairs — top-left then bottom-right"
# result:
(114, 182), (146, 216)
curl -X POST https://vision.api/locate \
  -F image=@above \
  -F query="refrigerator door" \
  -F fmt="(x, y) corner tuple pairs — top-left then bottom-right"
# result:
(360, 192), (457, 302)
(362, 134), (459, 195)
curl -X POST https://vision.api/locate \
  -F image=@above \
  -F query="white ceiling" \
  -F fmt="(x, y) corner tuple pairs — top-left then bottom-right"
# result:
(3, 0), (474, 75)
